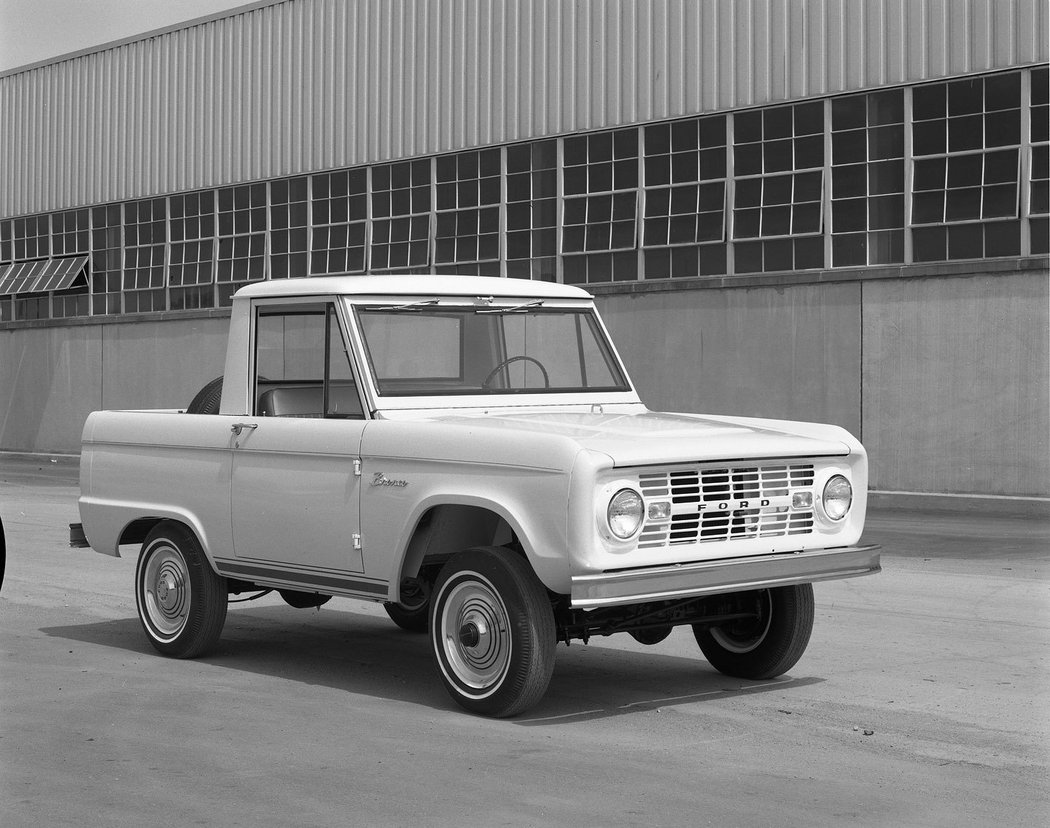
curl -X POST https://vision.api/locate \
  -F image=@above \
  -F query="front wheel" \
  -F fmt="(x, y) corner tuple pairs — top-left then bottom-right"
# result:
(430, 547), (555, 717)
(692, 584), (814, 679)
(135, 522), (228, 658)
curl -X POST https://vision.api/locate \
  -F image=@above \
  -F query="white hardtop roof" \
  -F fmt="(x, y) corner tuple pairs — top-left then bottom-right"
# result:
(235, 274), (593, 301)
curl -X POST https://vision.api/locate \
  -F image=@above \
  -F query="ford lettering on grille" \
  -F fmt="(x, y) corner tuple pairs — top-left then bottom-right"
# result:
(638, 463), (815, 548)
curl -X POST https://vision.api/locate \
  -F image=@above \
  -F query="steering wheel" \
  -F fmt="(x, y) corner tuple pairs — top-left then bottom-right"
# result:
(481, 355), (550, 389)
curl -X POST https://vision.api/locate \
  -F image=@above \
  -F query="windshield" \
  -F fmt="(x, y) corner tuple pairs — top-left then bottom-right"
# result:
(356, 304), (630, 396)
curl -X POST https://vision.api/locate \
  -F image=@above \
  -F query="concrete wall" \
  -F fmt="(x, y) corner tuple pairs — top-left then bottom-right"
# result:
(595, 264), (1050, 499)
(1, 263), (1047, 500)
(598, 280), (863, 438)
(0, 315), (228, 454)
(861, 269), (1049, 497)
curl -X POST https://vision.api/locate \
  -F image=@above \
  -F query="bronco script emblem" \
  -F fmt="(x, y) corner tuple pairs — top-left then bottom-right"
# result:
(371, 472), (409, 488)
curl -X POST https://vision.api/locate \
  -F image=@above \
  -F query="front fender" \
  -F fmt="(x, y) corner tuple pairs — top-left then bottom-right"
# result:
(361, 462), (576, 599)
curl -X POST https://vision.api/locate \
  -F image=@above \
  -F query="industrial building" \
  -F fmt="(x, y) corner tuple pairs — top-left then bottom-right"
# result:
(0, 0), (1047, 509)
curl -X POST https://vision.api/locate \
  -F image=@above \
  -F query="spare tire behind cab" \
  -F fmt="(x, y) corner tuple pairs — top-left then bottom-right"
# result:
(186, 377), (224, 415)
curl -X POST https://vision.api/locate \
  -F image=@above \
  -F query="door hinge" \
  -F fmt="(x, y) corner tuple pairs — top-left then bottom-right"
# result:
(353, 458), (362, 476)
(352, 533), (362, 551)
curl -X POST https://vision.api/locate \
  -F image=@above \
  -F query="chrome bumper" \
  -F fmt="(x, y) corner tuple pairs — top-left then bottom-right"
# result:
(570, 544), (881, 609)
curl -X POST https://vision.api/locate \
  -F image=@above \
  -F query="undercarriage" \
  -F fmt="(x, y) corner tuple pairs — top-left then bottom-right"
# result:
(553, 591), (763, 645)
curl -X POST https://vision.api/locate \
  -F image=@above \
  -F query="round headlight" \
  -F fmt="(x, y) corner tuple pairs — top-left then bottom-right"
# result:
(608, 488), (644, 539)
(822, 475), (853, 521)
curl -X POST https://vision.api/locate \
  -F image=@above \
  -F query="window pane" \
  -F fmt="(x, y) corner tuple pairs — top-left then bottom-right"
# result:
(833, 198), (866, 233)
(833, 95), (867, 130)
(982, 183), (1017, 218)
(948, 78), (983, 116)
(869, 195), (904, 230)
(913, 225), (947, 261)
(833, 165), (867, 198)
(984, 72), (1020, 111)
(913, 121), (946, 156)
(869, 229), (904, 264)
(947, 223), (983, 258)
(944, 187), (981, 221)
(983, 220), (1020, 256)
(913, 83), (947, 120)
(948, 115), (983, 152)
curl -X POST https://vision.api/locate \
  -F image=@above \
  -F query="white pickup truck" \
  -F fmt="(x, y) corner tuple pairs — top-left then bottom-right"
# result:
(74, 274), (880, 717)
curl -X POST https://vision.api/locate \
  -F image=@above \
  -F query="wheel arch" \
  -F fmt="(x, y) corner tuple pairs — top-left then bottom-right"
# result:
(113, 508), (216, 567)
(390, 495), (558, 602)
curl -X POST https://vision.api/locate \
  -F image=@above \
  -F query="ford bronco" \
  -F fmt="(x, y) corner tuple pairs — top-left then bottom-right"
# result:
(74, 275), (880, 717)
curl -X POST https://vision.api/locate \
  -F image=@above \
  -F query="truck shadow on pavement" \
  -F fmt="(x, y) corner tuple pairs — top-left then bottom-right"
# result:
(42, 603), (824, 724)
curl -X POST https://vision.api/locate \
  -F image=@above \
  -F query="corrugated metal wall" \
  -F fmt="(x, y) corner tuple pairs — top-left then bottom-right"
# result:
(2, 0), (1048, 218)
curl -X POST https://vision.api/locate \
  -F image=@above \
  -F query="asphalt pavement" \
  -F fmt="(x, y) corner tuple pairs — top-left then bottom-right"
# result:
(1, 453), (1047, 828)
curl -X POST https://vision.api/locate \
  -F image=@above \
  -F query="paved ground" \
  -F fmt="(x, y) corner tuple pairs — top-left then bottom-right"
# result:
(1, 454), (1047, 828)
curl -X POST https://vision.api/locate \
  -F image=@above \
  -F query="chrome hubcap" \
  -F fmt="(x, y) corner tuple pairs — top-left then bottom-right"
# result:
(142, 543), (191, 639)
(440, 578), (510, 693)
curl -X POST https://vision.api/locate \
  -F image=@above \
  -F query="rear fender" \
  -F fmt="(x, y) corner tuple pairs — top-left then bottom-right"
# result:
(79, 497), (214, 563)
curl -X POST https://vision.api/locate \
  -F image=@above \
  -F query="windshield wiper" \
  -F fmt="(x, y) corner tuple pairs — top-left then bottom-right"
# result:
(370, 298), (441, 311)
(476, 299), (545, 314)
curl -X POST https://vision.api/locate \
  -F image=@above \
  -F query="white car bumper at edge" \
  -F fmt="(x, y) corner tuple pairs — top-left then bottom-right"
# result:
(570, 545), (882, 609)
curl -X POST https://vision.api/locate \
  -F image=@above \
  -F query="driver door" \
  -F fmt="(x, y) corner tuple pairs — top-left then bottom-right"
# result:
(231, 300), (376, 593)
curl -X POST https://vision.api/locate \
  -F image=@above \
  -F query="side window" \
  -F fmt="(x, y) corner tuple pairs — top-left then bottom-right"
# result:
(253, 303), (364, 419)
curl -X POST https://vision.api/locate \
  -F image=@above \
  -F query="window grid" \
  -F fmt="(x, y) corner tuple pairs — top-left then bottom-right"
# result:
(0, 228), (10, 315)
(370, 160), (431, 272)
(169, 192), (216, 309)
(732, 101), (826, 273)
(0, 220), (11, 263)
(270, 176), (309, 279)
(14, 294), (50, 321)
(169, 240), (215, 287)
(562, 128), (639, 283)
(91, 204), (122, 314)
(2, 67), (1046, 324)
(311, 169), (368, 275)
(643, 115), (729, 279)
(51, 288), (90, 319)
(52, 209), (90, 256)
(831, 89), (906, 267)
(14, 214), (50, 260)
(910, 72), (1023, 262)
(123, 198), (167, 313)
(217, 183), (267, 305)
(506, 140), (558, 281)
(434, 148), (501, 269)
(1030, 67), (1049, 254)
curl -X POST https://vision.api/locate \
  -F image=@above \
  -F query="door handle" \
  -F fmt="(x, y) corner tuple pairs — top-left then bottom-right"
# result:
(231, 423), (258, 436)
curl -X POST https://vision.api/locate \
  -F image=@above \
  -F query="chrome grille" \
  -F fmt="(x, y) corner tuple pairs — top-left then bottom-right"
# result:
(637, 463), (815, 548)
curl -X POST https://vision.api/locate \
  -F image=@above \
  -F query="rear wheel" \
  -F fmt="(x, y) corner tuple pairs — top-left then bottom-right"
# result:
(430, 547), (555, 717)
(135, 521), (227, 658)
(692, 585), (814, 679)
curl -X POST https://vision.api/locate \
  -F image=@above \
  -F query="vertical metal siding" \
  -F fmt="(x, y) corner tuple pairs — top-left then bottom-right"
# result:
(1, 0), (1047, 217)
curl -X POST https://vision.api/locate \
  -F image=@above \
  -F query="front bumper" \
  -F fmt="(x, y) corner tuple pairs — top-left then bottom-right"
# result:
(570, 544), (881, 609)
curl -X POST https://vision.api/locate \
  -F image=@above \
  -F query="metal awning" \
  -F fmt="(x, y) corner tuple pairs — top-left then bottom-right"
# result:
(0, 256), (89, 295)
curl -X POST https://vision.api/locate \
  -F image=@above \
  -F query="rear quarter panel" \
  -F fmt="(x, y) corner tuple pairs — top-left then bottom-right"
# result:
(79, 410), (237, 561)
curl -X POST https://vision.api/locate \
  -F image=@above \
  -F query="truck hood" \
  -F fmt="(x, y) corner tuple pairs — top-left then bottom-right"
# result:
(429, 409), (853, 467)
